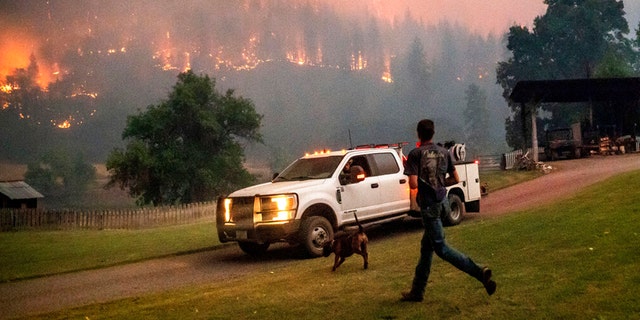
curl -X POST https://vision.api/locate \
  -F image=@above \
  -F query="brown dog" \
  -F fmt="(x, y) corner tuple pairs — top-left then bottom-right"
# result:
(322, 213), (368, 271)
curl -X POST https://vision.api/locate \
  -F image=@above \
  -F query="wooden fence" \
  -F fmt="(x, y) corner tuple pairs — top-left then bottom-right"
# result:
(0, 201), (216, 231)
(502, 147), (546, 170)
(502, 149), (525, 170)
(475, 154), (502, 171)
(474, 147), (548, 171)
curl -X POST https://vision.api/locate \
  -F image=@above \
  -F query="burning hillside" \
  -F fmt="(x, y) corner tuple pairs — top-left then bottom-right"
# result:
(1, 0), (511, 162)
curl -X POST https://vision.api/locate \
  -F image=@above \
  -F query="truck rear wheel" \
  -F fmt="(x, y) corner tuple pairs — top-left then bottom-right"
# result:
(299, 216), (333, 257)
(444, 194), (465, 226)
(238, 242), (270, 256)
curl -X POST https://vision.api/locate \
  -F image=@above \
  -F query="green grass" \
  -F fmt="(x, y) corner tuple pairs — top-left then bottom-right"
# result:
(17, 170), (640, 319)
(0, 220), (220, 282)
(480, 169), (543, 192)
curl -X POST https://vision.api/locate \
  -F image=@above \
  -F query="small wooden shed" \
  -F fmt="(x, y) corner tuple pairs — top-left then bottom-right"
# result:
(0, 181), (44, 209)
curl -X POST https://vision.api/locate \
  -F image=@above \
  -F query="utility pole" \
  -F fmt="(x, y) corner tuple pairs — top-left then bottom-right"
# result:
(531, 103), (538, 162)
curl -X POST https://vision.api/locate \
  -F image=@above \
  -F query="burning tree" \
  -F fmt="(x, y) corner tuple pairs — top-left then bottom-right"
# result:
(106, 71), (263, 205)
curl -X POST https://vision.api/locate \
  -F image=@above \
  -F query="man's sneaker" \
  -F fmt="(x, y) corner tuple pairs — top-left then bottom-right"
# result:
(400, 291), (423, 302)
(482, 267), (497, 296)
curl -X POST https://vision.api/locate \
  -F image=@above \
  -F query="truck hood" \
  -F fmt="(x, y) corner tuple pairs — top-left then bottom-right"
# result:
(228, 179), (330, 197)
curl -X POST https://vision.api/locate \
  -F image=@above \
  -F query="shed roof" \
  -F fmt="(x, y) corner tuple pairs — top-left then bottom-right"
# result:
(510, 77), (640, 103)
(0, 181), (44, 200)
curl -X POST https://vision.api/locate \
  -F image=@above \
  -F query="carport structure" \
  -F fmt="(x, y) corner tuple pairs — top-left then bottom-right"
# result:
(509, 77), (640, 161)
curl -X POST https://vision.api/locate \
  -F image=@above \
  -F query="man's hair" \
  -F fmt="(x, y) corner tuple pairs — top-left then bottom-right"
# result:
(417, 119), (435, 141)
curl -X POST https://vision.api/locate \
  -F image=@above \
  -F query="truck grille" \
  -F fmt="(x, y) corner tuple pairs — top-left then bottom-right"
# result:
(231, 196), (254, 227)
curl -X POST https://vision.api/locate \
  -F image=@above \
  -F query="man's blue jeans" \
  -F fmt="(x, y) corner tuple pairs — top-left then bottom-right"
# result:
(411, 199), (483, 296)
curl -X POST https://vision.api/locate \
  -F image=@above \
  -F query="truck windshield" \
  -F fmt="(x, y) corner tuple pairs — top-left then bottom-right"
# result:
(273, 156), (344, 181)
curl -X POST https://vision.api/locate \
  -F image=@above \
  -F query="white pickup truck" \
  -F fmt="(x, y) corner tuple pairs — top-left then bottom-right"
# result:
(216, 143), (481, 257)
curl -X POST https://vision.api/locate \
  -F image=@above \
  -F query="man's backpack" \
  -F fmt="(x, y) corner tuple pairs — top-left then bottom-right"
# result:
(419, 146), (448, 202)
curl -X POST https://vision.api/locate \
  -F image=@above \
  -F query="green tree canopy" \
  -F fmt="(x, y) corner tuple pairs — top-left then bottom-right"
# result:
(496, 0), (634, 150)
(25, 149), (96, 198)
(106, 71), (263, 205)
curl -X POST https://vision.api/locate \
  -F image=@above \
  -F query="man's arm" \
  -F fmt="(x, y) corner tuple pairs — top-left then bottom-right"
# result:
(409, 175), (418, 190)
(444, 169), (459, 187)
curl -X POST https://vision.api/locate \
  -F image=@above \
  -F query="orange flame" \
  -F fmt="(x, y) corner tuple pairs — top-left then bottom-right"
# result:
(0, 34), (32, 80)
(351, 51), (366, 71)
(57, 120), (71, 129)
(1, 84), (12, 94)
(381, 54), (393, 83)
(0, 32), (58, 88)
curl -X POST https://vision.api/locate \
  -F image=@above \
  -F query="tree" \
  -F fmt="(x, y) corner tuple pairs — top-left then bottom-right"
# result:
(463, 84), (490, 156)
(25, 149), (96, 198)
(496, 0), (632, 150)
(3, 53), (45, 124)
(534, 0), (628, 79)
(391, 37), (433, 134)
(106, 71), (263, 205)
(593, 48), (635, 78)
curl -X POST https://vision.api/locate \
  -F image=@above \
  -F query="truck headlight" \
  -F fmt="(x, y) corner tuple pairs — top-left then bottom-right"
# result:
(256, 194), (297, 221)
(223, 198), (232, 222)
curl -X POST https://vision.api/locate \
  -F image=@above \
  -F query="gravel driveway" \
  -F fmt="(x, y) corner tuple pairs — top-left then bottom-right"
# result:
(480, 153), (640, 216)
(1, 153), (638, 319)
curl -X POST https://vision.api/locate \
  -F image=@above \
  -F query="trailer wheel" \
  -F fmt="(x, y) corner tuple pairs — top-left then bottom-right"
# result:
(444, 194), (465, 226)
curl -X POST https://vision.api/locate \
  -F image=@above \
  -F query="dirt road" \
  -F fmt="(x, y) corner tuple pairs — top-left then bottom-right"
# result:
(1, 154), (639, 319)
(480, 153), (640, 216)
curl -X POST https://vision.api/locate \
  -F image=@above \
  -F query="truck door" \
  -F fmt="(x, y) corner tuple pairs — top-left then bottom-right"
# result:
(458, 162), (481, 201)
(337, 155), (382, 223)
(366, 152), (410, 218)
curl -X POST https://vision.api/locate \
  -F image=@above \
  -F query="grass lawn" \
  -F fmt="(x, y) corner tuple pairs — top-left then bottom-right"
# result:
(0, 220), (219, 282)
(480, 168), (543, 192)
(13, 170), (640, 319)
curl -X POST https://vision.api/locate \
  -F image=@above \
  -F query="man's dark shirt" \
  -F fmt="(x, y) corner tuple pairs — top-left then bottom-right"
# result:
(404, 142), (455, 206)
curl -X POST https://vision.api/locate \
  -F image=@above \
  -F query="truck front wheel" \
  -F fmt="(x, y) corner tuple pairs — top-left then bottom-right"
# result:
(299, 216), (333, 257)
(444, 194), (465, 226)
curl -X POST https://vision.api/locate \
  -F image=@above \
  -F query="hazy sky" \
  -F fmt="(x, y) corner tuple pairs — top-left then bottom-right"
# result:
(339, 0), (548, 35)
(333, 0), (640, 36)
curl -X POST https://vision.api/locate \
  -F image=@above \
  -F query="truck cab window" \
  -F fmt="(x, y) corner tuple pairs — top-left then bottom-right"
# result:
(348, 156), (372, 177)
(370, 153), (400, 175)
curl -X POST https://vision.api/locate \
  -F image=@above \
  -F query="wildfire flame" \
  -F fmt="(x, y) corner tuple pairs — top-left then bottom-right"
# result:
(57, 119), (71, 129)
(2, 28), (396, 84)
(1, 84), (12, 94)
(381, 54), (393, 83)
(350, 51), (366, 71)
(1, 14), (399, 130)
